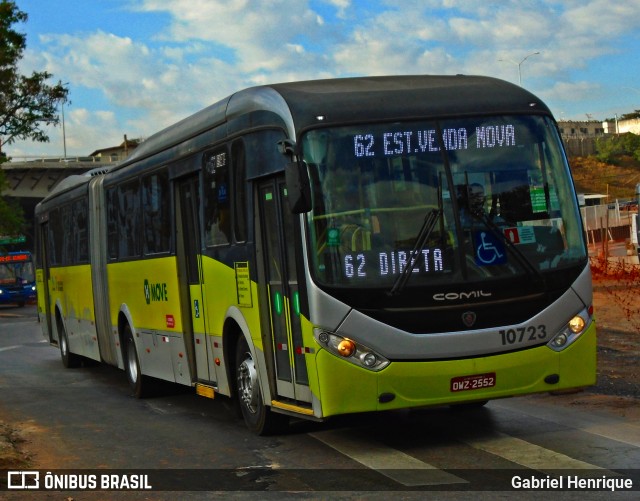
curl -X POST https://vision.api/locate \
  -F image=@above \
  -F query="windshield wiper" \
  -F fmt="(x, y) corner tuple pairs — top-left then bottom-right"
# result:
(388, 208), (442, 296)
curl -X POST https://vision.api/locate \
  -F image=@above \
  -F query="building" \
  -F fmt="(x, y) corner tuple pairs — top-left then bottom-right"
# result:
(557, 120), (605, 138)
(88, 136), (141, 163)
(603, 118), (640, 135)
(557, 117), (640, 157)
(557, 120), (604, 157)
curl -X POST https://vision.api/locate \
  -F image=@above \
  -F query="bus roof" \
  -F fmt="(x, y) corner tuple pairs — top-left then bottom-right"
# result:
(123, 74), (550, 169)
(270, 74), (550, 130)
(37, 166), (114, 202)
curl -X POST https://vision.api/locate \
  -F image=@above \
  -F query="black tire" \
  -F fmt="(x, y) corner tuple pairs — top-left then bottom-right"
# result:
(235, 336), (288, 435)
(58, 317), (81, 368)
(124, 325), (151, 398)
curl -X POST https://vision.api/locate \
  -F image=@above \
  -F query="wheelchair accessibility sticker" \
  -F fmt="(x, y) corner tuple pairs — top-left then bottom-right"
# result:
(474, 231), (507, 265)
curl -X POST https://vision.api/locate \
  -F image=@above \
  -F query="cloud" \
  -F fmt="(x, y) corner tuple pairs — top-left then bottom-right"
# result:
(7, 0), (640, 156)
(6, 107), (121, 158)
(562, 0), (640, 36)
(135, 0), (326, 75)
(544, 80), (602, 103)
(23, 30), (244, 141)
(321, 0), (351, 18)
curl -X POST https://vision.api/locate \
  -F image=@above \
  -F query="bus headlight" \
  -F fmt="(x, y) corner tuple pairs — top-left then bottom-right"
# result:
(568, 315), (585, 333)
(314, 328), (390, 372)
(547, 307), (591, 352)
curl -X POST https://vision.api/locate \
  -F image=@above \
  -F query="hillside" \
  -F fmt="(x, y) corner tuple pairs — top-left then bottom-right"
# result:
(569, 155), (640, 201)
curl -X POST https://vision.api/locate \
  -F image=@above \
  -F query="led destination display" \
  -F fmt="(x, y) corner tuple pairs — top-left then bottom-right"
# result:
(354, 124), (516, 158)
(343, 248), (445, 280)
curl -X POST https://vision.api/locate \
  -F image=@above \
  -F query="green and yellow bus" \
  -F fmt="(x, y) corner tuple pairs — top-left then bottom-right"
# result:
(35, 75), (595, 434)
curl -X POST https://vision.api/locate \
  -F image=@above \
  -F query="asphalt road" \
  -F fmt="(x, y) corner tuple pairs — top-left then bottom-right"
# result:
(1, 304), (639, 499)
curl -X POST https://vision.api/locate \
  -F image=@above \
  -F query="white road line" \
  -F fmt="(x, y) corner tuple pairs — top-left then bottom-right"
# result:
(310, 430), (468, 486)
(0, 345), (21, 352)
(492, 398), (640, 448)
(460, 431), (614, 475)
(312, 426), (620, 485)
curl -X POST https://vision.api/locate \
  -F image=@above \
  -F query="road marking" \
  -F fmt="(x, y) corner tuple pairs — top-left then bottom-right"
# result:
(492, 398), (640, 448)
(0, 345), (21, 352)
(312, 425), (621, 486)
(460, 431), (614, 475)
(310, 430), (468, 486)
(582, 422), (640, 448)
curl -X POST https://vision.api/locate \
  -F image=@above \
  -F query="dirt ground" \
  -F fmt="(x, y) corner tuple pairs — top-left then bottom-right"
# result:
(2, 267), (640, 470)
(590, 281), (640, 400)
(528, 256), (640, 421)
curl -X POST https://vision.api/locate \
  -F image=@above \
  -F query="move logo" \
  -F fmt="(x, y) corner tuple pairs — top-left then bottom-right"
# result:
(144, 279), (169, 304)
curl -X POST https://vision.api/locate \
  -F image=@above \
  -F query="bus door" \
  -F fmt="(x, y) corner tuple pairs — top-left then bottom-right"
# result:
(176, 175), (212, 384)
(258, 177), (311, 403)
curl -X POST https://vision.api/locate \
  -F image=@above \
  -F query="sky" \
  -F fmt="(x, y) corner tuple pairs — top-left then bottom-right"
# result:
(6, 0), (640, 159)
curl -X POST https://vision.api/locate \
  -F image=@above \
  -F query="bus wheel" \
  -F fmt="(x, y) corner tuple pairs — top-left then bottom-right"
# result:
(235, 336), (288, 435)
(124, 325), (149, 398)
(58, 319), (81, 368)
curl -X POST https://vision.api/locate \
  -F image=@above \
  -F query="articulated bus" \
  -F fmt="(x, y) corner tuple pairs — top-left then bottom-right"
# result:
(35, 75), (595, 434)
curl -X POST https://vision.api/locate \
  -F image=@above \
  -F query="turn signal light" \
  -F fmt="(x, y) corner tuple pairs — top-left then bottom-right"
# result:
(568, 315), (585, 334)
(337, 339), (356, 357)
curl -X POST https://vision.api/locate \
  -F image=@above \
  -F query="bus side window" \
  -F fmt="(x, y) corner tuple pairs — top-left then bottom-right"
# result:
(142, 171), (171, 255)
(204, 147), (231, 247)
(232, 139), (247, 243)
(118, 179), (142, 258)
(61, 204), (73, 265)
(73, 198), (89, 263)
(48, 208), (62, 266)
(106, 187), (119, 259)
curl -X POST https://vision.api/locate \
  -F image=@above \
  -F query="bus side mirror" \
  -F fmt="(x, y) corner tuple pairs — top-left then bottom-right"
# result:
(285, 160), (312, 214)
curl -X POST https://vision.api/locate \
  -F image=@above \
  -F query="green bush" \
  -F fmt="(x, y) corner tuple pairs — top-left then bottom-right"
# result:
(595, 133), (640, 164)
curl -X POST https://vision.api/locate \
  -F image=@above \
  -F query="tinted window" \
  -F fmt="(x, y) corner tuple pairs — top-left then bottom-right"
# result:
(118, 179), (141, 258)
(48, 208), (63, 266)
(203, 148), (231, 247)
(232, 140), (247, 243)
(142, 171), (171, 255)
(73, 198), (89, 263)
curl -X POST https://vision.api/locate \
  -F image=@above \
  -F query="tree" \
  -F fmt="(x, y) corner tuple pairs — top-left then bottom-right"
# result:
(0, 1), (68, 237)
(620, 110), (640, 121)
(595, 133), (640, 164)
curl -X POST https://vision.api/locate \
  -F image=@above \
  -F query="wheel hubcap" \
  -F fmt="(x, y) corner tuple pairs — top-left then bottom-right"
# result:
(237, 353), (259, 414)
(126, 342), (138, 383)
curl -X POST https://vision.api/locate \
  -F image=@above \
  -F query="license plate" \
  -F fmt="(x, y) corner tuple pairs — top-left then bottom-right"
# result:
(450, 372), (496, 392)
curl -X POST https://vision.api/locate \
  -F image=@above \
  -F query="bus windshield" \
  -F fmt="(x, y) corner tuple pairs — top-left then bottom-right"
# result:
(302, 115), (587, 288)
(0, 253), (35, 285)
